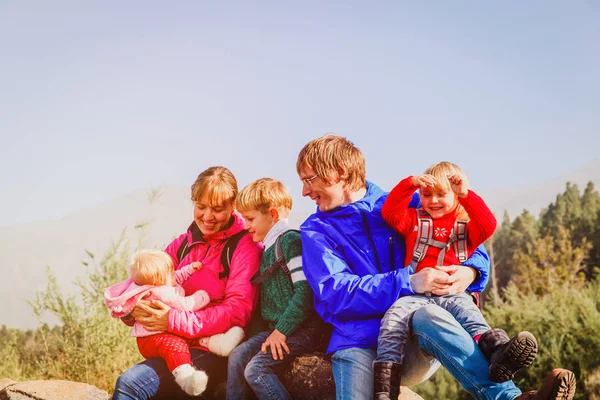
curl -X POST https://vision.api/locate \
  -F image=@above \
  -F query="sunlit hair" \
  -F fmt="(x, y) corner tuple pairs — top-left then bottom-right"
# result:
(237, 178), (293, 214)
(422, 161), (470, 220)
(191, 166), (238, 207)
(130, 249), (174, 286)
(296, 134), (366, 192)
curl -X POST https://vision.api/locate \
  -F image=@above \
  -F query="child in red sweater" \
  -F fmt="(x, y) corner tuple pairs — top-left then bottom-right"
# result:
(373, 162), (538, 400)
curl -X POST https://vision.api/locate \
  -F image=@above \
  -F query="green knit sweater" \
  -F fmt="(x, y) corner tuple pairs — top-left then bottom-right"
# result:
(259, 230), (319, 337)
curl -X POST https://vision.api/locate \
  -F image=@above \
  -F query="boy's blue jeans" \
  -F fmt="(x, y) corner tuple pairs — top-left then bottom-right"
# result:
(377, 292), (490, 365)
(226, 325), (323, 400)
(333, 304), (521, 400)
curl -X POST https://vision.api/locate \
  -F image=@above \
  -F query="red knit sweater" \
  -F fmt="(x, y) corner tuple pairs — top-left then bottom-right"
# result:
(382, 177), (497, 272)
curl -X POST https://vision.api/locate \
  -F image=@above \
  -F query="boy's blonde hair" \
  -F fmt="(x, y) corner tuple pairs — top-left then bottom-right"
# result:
(296, 134), (366, 192)
(191, 166), (238, 207)
(237, 178), (293, 214)
(423, 161), (470, 220)
(130, 249), (174, 286)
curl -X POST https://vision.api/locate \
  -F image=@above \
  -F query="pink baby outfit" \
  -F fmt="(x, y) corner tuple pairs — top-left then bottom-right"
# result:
(104, 262), (210, 371)
(104, 263), (210, 336)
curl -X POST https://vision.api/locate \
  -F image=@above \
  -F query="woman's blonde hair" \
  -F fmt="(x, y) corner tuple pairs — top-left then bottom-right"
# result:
(296, 134), (366, 192)
(130, 249), (174, 286)
(423, 161), (470, 220)
(191, 166), (238, 206)
(237, 178), (293, 214)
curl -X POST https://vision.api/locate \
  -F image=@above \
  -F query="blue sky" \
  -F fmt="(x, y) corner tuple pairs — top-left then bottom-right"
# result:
(0, 1), (598, 226)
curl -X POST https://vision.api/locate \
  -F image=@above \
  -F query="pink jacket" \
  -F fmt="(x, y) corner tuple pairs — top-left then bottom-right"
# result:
(164, 212), (262, 340)
(105, 263), (210, 337)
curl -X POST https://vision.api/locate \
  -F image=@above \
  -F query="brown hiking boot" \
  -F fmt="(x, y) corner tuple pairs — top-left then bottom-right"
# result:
(374, 362), (402, 400)
(479, 329), (538, 382)
(514, 369), (576, 400)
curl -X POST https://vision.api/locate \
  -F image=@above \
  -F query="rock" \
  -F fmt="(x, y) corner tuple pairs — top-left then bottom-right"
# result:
(0, 355), (424, 400)
(0, 380), (110, 400)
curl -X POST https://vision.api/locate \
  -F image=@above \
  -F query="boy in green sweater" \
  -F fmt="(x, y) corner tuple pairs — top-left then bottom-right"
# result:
(226, 178), (325, 400)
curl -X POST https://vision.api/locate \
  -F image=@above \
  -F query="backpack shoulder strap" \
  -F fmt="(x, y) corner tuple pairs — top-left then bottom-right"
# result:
(410, 209), (433, 270)
(251, 229), (299, 285)
(176, 237), (191, 264)
(452, 220), (469, 264)
(219, 230), (249, 279)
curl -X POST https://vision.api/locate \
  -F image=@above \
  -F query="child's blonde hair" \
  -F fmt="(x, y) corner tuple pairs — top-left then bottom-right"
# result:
(191, 166), (238, 207)
(130, 249), (174, 286)
(423, 161), (470, 194)
(423, 161), (470, 220)
(296, 134), (366, 192)
(237, 178), (293, 214)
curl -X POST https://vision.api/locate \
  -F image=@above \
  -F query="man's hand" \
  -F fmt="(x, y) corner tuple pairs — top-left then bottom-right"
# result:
(409, 268), (452, 294)
(261, 329), (290, 360)
(430, 265), (477, 295)
(132, 299), (171, 331)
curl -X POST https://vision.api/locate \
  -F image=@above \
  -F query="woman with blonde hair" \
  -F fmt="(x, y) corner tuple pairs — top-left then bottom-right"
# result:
(113, 166), (262, 399)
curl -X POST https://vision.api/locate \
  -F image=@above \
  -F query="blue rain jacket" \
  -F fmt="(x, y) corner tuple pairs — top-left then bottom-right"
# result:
(300, 181), (490, 353)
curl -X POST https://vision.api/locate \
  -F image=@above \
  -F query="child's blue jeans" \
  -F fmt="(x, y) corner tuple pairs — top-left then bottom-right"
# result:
(226, 325), (324, 400)
(377, 292), (490, 365)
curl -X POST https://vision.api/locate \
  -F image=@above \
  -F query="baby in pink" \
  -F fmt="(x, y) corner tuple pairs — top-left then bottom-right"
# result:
(104, 249), (244, 396)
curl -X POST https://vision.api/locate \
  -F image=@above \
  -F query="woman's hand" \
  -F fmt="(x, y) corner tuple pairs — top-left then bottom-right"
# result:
(261, 329), (290, 360)
(430, 265), (476, 295)
(132, 299), (171, 331)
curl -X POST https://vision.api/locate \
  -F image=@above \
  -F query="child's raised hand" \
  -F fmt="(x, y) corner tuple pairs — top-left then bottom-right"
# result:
(191, 262), (203, 270)
(411, 174), (437, 188)
(448, 174), (468, 198)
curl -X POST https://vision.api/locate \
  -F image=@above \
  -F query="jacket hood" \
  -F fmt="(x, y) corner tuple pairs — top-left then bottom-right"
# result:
(104, 278), (154, 318)
(312, 181), (384, 218)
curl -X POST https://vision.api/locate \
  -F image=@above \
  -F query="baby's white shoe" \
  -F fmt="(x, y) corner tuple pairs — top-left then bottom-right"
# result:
(207, 326), (245, 357)
(172, 364), (208, 396)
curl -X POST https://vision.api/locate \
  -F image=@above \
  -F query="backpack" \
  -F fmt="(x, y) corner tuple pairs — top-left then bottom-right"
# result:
(176, 229), (248, 280)
(250, 229), (300, 286)
(409, 209), (468, 270)
(410, 209), (480, 307)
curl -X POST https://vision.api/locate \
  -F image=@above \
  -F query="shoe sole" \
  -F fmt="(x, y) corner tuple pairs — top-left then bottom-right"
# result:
(551, 369), (576, 400)
(490, 331), (538, 383)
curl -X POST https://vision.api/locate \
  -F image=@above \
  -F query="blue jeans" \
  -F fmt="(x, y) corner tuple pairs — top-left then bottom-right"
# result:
(332, 305), (522, 400)
(226, 326), (323, 400)
(112, 348), (227, 400)
(377, 292), (490, 364)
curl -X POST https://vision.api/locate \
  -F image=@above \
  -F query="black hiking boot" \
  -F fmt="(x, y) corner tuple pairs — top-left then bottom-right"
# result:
(374, 362), (402, 400)
(479, 328), (538, 382)
(514, 368), (576, 400)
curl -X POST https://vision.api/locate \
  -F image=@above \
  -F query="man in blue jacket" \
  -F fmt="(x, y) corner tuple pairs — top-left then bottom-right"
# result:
(296, 134), (576, 400)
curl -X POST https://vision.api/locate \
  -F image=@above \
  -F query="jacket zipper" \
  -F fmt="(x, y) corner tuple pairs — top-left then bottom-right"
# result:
(361, 210), (382, 273)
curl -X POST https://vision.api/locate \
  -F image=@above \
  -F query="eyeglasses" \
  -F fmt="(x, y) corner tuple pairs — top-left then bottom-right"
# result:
(301, 174), (319, 187)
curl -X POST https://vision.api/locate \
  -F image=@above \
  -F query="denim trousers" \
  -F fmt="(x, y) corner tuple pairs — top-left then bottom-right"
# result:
(377, 292), (491, 365)
(112, 348), (227, 400)
(332, 304), (522, 400)
(226, 325), (323, 400)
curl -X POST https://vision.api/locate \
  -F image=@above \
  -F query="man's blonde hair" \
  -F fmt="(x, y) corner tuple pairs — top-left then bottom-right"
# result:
(191, 166), (238, 207)
(423, 161), (470, 220)
(130, 249), (174, 286)
(296, 134), (366, 192)
(237, 178), (293, 214)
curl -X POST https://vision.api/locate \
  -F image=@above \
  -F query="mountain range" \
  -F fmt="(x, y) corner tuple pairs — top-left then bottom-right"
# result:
(1, 160), (599, 330)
